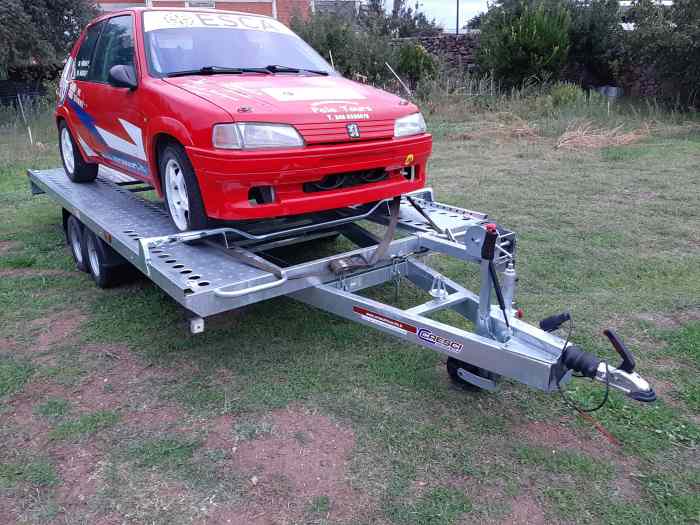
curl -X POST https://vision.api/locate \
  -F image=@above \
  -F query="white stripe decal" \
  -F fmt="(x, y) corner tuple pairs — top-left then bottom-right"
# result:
(78, 135), (96, 158)
(96, 119), (147, 161)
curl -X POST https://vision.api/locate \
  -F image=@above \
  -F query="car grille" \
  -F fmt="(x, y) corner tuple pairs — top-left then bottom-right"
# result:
(296, 120), (394, 144)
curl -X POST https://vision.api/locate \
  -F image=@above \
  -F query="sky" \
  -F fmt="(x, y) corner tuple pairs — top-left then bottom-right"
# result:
(386, 1), (490, 32)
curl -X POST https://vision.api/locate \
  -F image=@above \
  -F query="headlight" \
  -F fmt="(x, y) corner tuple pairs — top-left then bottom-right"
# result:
(394, 113), (427, 138)
(212, 123), (304, 150)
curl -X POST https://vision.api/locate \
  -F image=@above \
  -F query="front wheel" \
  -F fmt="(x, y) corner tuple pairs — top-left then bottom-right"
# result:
(160, 143), (209, 232)
(58, 121), (98, 183)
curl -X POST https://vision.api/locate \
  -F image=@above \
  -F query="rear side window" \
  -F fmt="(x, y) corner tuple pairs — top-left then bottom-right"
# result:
(75, 22), (104, 79)
(90, 15), (135, 83)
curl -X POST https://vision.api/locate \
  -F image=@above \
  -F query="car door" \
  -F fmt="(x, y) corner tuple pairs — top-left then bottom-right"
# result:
(66, 19), (106, 160)
(80, 14), (149, 180)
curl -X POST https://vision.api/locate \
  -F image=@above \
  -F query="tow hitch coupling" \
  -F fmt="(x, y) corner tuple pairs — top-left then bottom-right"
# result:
(560, 329), (656, 402)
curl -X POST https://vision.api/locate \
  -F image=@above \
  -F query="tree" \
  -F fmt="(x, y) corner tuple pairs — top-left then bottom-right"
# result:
(360, 0), (442, 37)
(0, 0), (97, 78)
(627, 0), (700, 102)
(479, 2), (571, 87)
(568, 0), (624, 85)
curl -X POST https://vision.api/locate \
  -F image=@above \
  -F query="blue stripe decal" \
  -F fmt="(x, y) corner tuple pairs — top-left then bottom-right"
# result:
(67, 98), (148, 176)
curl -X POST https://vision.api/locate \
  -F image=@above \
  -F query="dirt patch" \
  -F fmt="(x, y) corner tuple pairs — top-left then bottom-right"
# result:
(27, 310), (86, 355)
(612, 457), (642, 502)
(226, 407), (370, 523)
(52, 442), (105, 514)
(636, 308), (700, 329)
(0, 240), (19, 256)
(499, 493), (546, 525)
(75, 344), (176, 413)
(203, 414), (236, 450)
(123, 404), (186, 433)
(517, 419), (617, 458)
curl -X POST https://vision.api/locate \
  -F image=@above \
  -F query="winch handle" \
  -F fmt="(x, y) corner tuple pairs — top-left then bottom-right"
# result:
(604, 329), (636, 373)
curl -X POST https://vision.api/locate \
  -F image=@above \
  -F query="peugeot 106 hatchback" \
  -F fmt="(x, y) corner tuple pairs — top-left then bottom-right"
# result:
(56, 8), (433, 232)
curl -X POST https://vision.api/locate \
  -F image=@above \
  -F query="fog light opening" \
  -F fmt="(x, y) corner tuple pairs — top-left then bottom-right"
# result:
(248, 186), (276, 206)
(401, 165), (417, 181)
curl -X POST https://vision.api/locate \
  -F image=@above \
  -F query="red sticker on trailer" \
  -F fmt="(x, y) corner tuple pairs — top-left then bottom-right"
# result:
(353, 307), (417, 334)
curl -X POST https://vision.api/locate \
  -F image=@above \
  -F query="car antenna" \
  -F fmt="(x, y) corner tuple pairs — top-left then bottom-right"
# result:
(385, 62), (412, 98)
(328, 49), (335, 70)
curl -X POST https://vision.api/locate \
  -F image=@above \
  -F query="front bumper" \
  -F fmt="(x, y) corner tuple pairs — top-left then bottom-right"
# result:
(186, 134), (432, 220)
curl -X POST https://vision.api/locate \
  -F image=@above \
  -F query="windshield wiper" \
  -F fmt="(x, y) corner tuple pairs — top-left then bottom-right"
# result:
(265, 65), (329, 76)
(166, 66), (271, 78)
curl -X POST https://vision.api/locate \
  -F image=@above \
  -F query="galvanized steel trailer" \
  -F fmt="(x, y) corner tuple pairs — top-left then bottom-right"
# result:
(28, 168), (656, 403)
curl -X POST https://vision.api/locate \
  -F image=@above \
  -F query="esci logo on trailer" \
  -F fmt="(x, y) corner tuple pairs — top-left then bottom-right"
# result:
(418, 329), (463, 353)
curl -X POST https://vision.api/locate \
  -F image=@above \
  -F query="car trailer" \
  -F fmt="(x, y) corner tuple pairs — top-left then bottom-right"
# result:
(28, 168), (656, 404)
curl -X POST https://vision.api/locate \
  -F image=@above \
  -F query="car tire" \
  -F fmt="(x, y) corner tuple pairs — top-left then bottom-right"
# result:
(59, 121), (98, 183)
(84, 229), (124, 288)
(65, 214), (89, 272)
(160, 143), (209, 232)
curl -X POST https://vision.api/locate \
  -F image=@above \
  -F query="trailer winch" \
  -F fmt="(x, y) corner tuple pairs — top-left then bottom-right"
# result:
(28, 168), (656, 407)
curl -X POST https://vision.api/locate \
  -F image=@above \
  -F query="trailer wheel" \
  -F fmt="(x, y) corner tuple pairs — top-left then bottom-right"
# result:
(446, 357), (496, 391)
(84, 229), (122, 288)
(58, 121), (98, 183)
(65, 215), (89, 272)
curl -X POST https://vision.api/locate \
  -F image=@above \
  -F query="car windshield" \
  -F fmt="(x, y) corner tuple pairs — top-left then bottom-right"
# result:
(143, 11), (334, 77)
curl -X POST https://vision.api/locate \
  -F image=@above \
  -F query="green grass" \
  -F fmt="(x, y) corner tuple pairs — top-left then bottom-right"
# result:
(0, 359), (33, 397)
(49, 410), (120, 441)
(130, 438), (200, 469)
(514, 445), (614, 479)
(388, 487), (472, 525)
(1, 101), (699, 524)
(0, 460), (59, 488)
(34, 398), (71, 418)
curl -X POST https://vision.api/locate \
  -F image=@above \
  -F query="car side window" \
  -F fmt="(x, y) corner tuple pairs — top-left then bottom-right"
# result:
(90, 15), (135, 83)
(74, 22), (104, 80)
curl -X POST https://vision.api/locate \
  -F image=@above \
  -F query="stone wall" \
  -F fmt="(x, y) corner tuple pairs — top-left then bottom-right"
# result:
(392, 33), (480, 70)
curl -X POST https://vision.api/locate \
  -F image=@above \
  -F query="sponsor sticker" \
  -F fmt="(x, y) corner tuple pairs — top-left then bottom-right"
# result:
(262, 87), (365, 102)
(143, 11), (294, 35)
(417, 329), (464, 353)
(353, 307), (417, 334)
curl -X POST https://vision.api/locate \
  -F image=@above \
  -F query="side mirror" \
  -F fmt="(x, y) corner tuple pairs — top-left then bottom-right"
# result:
(108, 65), (137, 90)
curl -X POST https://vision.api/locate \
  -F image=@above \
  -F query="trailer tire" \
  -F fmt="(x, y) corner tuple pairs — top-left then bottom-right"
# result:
(65, 215), (89, 272)
(446, 357), (496, 391)
(84, 229), (125, 288)
(59, 121), (98, 183)
(160, 143), (209, 233)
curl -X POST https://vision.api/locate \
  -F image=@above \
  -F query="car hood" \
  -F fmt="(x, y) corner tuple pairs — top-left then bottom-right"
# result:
(163, 74), (418, 144)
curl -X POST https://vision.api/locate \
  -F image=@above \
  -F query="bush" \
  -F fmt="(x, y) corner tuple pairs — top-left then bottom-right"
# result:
(549, 82), (586, 107)
(479, 2), (571, 87)
(397, 43), (437, 84)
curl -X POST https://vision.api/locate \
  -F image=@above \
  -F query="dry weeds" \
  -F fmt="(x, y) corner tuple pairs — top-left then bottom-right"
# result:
(555, 122), (651, 150)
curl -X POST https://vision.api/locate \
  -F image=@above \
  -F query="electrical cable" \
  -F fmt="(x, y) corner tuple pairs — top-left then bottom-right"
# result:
(556, 314), (611, 413)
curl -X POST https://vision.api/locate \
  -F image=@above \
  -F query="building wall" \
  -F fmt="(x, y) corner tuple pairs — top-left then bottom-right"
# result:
(96, 0), (310, 24)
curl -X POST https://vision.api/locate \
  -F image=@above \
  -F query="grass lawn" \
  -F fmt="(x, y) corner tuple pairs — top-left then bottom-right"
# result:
(0, 105), (698, 524)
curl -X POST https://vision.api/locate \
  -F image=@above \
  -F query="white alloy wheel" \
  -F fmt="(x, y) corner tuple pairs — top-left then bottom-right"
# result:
(165, 158), (190, 231)
(61, 127), (75, 174)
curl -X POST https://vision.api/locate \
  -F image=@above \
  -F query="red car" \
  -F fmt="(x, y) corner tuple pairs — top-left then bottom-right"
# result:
(56, 8), (432, 232)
